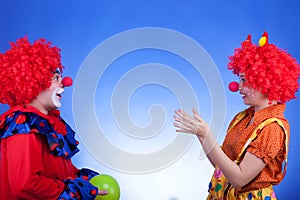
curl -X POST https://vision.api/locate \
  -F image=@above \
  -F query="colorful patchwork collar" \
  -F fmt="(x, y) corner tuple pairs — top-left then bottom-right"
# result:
(0, 105), (79, 159)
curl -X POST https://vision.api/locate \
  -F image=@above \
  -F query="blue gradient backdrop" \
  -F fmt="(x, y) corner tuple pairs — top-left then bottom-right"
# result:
(1, 1), (299, 199)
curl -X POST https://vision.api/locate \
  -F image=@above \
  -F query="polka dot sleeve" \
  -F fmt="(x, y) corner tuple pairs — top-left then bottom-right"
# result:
(247, 122), (285, 165)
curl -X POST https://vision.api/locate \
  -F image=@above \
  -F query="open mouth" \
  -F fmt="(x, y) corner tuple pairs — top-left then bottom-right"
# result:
(56, 88), (64, 99)
(52, 87), (65, 108)
(240, 92), (246, 99)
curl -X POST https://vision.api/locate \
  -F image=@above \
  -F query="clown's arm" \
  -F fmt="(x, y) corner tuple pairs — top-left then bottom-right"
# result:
(173, 109), (266, 188)
(5, 133), (100, 199)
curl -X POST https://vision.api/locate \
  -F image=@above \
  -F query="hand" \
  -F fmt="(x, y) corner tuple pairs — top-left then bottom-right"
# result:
(98, 190), (108, 196)
(173, 108), (210, 138)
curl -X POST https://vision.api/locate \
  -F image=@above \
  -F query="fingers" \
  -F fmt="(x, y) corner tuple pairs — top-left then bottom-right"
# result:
(174, 108), (210, 138)
(192, 108), (202, 122)
(98, 190), (108, 196)
(173, 121), (192, 133)
(173, 109), (200, 135)
(174, 109), (194, 123)
(173, 111), (194, 128)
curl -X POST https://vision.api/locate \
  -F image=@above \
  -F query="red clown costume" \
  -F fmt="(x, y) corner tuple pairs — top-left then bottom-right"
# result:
(0, 37), (101, 199)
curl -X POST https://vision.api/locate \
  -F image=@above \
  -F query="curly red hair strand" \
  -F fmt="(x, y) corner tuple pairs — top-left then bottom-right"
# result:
(0, 36), (64, 106)
(228, 32), (300, 103)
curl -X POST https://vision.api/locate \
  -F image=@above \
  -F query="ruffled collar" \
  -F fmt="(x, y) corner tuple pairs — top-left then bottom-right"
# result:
(0, 105), (79, 159)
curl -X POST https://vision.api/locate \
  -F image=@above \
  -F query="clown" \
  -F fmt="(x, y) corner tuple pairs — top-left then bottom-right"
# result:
(174, 32), (300, 199)
(0, 37), (107, 199)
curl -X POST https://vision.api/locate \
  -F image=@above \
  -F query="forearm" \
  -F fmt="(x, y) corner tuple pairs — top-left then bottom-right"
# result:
(197, 134), (216, 167)
(173, 109), (264, 188)
(198, 133), (247, 188)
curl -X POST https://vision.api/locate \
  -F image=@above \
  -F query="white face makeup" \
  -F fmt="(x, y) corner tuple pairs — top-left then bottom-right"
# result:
(51, 87), (64, 108)
(28, 72), (67, 114)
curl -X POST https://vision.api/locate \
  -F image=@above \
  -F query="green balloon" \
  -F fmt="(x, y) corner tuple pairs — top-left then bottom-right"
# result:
(90, 174), (121, 200)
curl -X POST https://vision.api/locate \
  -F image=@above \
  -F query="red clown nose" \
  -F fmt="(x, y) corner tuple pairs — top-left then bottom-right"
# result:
(228, 81), (239, 92)
(62, 76), (73, 87)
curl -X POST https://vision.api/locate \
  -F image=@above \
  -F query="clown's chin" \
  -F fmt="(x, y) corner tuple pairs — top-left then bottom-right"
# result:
(53, 100), (61, 108)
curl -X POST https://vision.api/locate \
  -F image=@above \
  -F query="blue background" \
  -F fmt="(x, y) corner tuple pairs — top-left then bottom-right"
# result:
(1, 1), (299, 199)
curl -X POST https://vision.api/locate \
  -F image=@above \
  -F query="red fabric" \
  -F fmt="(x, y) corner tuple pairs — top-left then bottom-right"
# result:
(0, 133), (78, 200)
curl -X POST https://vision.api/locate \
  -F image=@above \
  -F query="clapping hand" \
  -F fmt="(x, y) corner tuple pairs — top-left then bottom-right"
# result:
(173, 108), (210, 139)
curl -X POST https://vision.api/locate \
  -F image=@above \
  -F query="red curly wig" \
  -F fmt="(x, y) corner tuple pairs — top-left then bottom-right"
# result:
(228, 32), (300, 103)
(0, 36), (64, 106)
